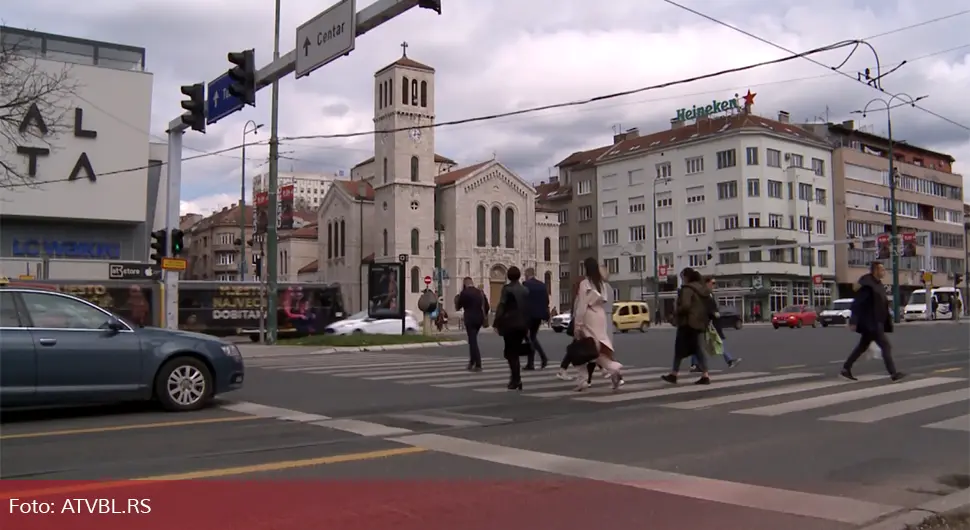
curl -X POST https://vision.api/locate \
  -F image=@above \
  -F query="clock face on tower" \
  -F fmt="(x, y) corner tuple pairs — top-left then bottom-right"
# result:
(408, 128), (422, 143)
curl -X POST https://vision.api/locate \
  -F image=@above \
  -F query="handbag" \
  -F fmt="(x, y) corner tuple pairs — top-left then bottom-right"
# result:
(566, 337), (598, 366)
(565, 319), (575, 336)
(703, 323), (724, 356)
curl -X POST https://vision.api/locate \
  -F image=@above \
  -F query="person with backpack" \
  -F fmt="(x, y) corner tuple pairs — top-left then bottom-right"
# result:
(493, 266), (530, 390)
(662, 268), (713, 385)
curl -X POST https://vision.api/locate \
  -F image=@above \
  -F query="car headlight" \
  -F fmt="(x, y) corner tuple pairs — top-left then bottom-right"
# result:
(221, 344), (242, 360)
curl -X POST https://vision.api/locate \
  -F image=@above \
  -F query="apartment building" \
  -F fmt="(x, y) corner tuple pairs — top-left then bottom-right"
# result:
(803, 121), (965, 298)
(251, 171), (340, 211)
(593, 105), (835, 319)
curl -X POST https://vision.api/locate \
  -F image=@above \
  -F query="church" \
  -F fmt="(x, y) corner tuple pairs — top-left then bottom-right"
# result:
(317, 45), (561, 314)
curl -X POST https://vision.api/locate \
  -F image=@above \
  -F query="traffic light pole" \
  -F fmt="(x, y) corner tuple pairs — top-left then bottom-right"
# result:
(265, 0), (282, 344)
(163, 127), (183, 330)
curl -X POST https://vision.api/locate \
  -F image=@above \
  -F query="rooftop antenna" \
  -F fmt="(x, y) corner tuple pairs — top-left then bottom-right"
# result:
(612, 123), (622, 134)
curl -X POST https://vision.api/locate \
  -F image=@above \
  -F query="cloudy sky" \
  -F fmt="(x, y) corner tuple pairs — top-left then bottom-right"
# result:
(6, 0), (970, 214)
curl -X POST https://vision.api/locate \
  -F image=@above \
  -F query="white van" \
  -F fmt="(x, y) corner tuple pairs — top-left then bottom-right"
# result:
(903, 287), (964, 321)
(819, 298), (854, 327)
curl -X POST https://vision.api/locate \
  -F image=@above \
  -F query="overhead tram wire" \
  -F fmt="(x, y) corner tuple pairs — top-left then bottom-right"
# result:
(660, 0), (970, 131)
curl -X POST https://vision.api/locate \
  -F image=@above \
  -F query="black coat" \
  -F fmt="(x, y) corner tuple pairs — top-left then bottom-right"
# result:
(705, 294), (725, 339)
(494, 281), (529, 335)
(456, 286), (488, 328)
(850, 273), (892, 334)
(523, 277), (550, 321)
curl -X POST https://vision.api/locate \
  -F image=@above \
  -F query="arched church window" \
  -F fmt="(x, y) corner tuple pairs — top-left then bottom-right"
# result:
(410, 156), (419, 182)
(378, 83), (384, 109)
(382, 229), (388, 256)
(476, 206), (486, 247)
(339, 220), (346, 257)
(420, 81), (427, 107)
(544, 271), (553, 295)
(411, 79), (418, 106)
(410, 228), (420, 255)
(402, 76), (409, 105)
(490, 206), (500, 247)
(327, 222), (333, 259)
(410, 266), (420, 293)
(382, 157), (388, 184)
(543, 237), (551, 261)
(388, 79), (393, 106)
(505, 207), (515, 248)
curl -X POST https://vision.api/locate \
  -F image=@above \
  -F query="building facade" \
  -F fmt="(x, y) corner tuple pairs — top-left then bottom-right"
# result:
(594, 104), (836, 319)
(318, 49), (559, 313)
(0, 26), (160, 280)
(251, 171), (340, 212)
(803, 121), (965, 299)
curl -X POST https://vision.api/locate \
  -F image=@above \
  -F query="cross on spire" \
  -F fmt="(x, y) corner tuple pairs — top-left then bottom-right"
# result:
(400, 41), (408, 57)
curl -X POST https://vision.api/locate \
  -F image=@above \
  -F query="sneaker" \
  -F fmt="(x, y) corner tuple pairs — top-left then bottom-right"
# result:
(727, 358), (741, 368)
(574, 380), (591, 392)
(689, 365), (701, 373)
(556, 369), (575, 381)
(694, 376), (711, 385)
(661, 374), (677, 385)
(610, 372), (623, 390)
(840, 368), (858, 381)
(891, 372), (907, 382)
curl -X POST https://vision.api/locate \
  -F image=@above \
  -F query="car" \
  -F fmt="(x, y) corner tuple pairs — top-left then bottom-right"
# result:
(819, 299), (853, 327)
(612, 301), (650, 333)
(716, 306), (743, 330)
(0, 286), (244, 411)
(771, 305), (818, 329)
(550, 312), (571, 333)
(324, 310), (419, 335)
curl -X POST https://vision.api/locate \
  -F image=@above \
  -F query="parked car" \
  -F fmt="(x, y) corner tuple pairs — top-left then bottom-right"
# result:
(0, 286), (245, 411)
(716, 306), (743, 330)
(819, 299), (854, 327)
(771, 305), (818, 329)
(551, 312), (571, 333)
(612, 301), (650, 333)
(324, 310), (419, 335)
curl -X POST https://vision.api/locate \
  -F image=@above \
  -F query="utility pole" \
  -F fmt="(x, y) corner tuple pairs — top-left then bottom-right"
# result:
(240, 120), (262, 281)
(265, 0), (283, 344)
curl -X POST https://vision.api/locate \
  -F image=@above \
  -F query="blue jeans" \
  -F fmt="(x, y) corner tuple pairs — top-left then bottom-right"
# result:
(692, 344), (734, 366)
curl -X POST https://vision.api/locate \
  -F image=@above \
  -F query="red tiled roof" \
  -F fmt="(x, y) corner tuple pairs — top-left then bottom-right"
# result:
(352, 153), (455, 170)
(434, 161), (491, 186)
(336, 180), (375, 201)
(555, 145), (613, 168)
(298, 260), (318, 274)
(376, 56), (435, 75)
(282, 223), (318, 240)
(190, 205), (254, 232)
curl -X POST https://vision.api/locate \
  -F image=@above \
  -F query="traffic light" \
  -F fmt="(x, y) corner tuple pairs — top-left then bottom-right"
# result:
(227, 49), (256, 106)
(418, 0), (441, 14)
(170, 229), (185, 256)
(179, 83), (206, 133)
(150, 229), (167, 265)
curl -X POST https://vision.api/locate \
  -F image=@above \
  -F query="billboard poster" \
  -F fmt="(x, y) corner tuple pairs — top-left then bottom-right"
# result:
(254, 191), (269, 235)
(280, 184), (295, 230)
(367, 263), (404, 319)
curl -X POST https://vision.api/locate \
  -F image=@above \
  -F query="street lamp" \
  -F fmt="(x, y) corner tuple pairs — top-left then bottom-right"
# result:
(852, 93), (927, 323)
(788, 166), (816, 309)
(652, 176), (671, 320)
(620, 250), (645, 302)
(240, 120), (264, 280)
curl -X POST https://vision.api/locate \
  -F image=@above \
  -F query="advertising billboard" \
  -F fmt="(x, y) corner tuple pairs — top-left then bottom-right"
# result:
(367, 263), (404, 319)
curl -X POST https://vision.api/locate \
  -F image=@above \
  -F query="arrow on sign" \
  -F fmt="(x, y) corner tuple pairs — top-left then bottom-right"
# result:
(303, 37), (312, 56)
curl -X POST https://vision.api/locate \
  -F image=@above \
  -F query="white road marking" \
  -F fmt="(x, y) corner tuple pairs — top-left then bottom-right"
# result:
(574, 372), (802, 403)
(922, 414), (970, 432)
(664, 376), (882, 410)
(822, 389), (969, 424)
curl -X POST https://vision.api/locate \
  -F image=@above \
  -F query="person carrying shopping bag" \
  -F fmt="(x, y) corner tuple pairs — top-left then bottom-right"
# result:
(662, 268), (713, 385)
(691, 276), (741, 371)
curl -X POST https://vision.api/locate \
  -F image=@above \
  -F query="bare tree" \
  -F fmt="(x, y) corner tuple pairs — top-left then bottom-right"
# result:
(0, 29), (78, 188)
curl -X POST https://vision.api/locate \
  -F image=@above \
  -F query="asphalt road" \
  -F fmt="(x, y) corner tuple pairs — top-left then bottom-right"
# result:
(2, 321), (967, 529)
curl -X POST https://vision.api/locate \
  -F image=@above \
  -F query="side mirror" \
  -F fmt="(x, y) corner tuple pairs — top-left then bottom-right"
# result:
(106, 317), (127, 332)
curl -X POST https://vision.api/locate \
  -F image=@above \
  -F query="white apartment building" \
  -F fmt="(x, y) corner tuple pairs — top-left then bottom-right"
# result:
(251, 171), (340, 211)
(594, 106), (836, 319)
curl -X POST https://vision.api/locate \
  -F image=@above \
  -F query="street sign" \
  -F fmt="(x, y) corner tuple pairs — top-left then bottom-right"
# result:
(398, 253), (408, 263)
(207, 73), (245, 125)
(923, 271), (934, 284)
(18, 275), (34, 280)
(109, 263), (160, 280)
(423, 275), (432, 286)
(161, 257), (188, 272)
(658, 264), (668, 282)
(813, 274), (823, 286)
(295, 0), (357, 78)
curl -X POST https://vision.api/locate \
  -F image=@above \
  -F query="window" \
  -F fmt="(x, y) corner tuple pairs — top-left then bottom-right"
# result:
(655, 191), (672, 208)
(719, 250), (741, 264)
(604, 258), (620, 275)
(557, 209), (568, 224)
(410, 156), (419, 181)
(327, 222), (333, 259)
(218, 253), (235, 265)
(688, 253), (708, 268)
(767, 180), (783, 198)
(543, 238), (551, 261)
(629, 255), (646, 273)
(410, 266), (421, 293)
(789, 153), (804, 168)
(746, 147), (759, 165)
(382, 229), (388, 255)
(577, 180), (592, 195)
(811, 158), (825, 176)
(717, 180), (738, 200)
(656, 221), (674, 239)
(816, 219), (827, 235)
(748, 213), (761, 227)
(686, 186), (705, 204)
(559, 236), (569, 252)
(603, 229), (619, 246)
(578, 233), (594, 249)
(768, 214), (784, 228)
(559, 264), (570, 279)
(382, 157), (388, 184)
(628, 169), (645, 186)
(219, 232), (234, 245)
(476, 205), (486, 246)
(601, 200), (618, 217)
(544, 271), (553, 295)
(716, 149), (737, 169)
(21, 292), (111, 330)
(402, 76), (409, 104)
(410, 228), (420, 254)
(815, 188), (827, 205)
(629, 225), (647, 242)
(817, 250), (829, 268)
(578, 206), (593, 221)
(719, 215), (739, 230)
(798, 183), (812, 201)
(799, 215), (813, 232)
(656, 162), (672, 179)
(411, 79), (418, 105)
(420, 80), (428, 107)
(505, 207), (515, 248)
(0, 292), (21, 327)
(628, 196), (646, 213)
(339, 220), (346, 257)
(685, 156), (704, 174)
(601, 174), (617, 191)
(490, 206), (501, 246)
(766, 148), (781, 167)
(687, 217), (706, 235)
(800, 247), (814, 266)
(749, 248), (763, 262)
(747, 179), (760, 197)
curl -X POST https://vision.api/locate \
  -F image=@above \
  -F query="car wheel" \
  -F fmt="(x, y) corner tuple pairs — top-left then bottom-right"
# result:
(773, 324), (779, 329)
(811, 320), (817, 328)
(734, 320), (742, 330)
(821, 322), (828, 327)
(405, 328), (418, 335)
(553, 328), (563, 333)
(249, 334), (259, 342)
(352, 329), (365, 334)
(155, 356), (213, 412)
(640, 322), (648, 333)
(796, 320), (803, 328)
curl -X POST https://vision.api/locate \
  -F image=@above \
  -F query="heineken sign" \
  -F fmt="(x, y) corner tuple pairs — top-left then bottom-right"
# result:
(674, 90), (756, 122)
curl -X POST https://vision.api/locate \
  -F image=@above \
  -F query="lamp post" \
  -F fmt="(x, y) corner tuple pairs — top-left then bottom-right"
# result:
(852, 93), (927, 323)
(240, 120), (263, 280)
(652, 176), (671, 320)
(788, 165), (816, 308)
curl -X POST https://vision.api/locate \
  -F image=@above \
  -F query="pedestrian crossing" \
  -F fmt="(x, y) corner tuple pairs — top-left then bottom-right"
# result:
(245, 353), (970, 432)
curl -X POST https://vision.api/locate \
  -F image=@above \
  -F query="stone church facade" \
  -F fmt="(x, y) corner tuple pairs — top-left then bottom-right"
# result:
(318, 49), (560, 314)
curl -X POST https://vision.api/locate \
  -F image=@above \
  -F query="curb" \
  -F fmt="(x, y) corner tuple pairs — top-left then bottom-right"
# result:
(241, 340), (467, 358)
(857, 488), (970, 530)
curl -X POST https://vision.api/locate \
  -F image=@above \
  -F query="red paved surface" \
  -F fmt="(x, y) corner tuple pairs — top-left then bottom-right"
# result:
(1, 479), (855, 530)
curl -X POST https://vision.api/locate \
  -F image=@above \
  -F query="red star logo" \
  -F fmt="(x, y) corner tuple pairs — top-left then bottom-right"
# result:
(743, 90), (756, 107)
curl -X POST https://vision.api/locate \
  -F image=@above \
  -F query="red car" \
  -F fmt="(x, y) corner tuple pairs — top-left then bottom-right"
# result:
(772, 305), (818, 329)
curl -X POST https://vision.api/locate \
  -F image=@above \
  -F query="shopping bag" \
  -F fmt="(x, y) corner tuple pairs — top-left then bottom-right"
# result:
(866, 343), (882, 360)
(704, 324), (724, 356)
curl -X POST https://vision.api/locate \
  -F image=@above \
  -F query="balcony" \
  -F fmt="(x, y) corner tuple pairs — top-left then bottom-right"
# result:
(713, 227), (799, 245)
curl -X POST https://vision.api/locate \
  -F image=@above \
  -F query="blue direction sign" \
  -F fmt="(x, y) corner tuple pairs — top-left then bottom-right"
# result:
(206, 73), (244, 125)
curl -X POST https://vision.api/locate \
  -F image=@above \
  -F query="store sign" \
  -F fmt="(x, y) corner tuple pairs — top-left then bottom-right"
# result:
(673, 91), (755, 122)
(15, 104), (99, 182)
(11, 239), (121, 259)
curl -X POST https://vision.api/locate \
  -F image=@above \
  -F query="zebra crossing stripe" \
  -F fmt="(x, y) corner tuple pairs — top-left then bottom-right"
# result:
(822, 389), (970, 424)
(733, 377), (962, 417)
(576, 373), (814, 403)
(431, 367), (665, 389)
(300, 358), (475, 374)
(663, 375), (883, 410)
(534, 371), (775, 399)
(922, 414), (970, 432)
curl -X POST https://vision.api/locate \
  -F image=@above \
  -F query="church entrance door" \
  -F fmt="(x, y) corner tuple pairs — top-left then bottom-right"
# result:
(488, 264), (507, 310)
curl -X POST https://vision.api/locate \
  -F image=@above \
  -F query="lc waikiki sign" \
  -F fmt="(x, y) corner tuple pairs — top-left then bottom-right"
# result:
(674, 90), (756, 122)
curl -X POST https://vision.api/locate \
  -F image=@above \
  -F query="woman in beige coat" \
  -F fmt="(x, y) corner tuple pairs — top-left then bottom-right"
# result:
(573, 257), (623, 390)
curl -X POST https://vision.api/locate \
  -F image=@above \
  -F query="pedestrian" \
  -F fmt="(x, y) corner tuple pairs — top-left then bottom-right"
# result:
(573, 257), (623, 391)
(493, 266), (530, 390)
(842, 261), (906, 382)
(691, 275), (741, 371)
(662, 268), (713, 385)
(522, 267), (550, 370)
(456, 277), (489, 372)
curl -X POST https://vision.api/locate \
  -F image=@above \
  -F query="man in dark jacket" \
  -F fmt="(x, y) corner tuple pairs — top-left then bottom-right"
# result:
(522, 268), (550, 370)
(456, 277), (489, 371)
(842, 261), (906, 381)
(690, 276), (740, 371)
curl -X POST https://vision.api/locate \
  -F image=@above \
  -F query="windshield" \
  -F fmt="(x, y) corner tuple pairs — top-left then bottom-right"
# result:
(346, 310), (368, 321)
(780, 306), (800, 313)
(908, 293), (926, 305)
(831, 301), (852, 311)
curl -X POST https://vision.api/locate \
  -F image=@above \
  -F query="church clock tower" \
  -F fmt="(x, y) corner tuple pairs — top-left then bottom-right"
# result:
(372, 43), (437, 310)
